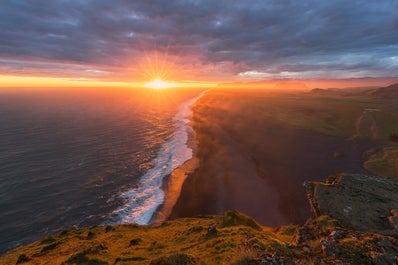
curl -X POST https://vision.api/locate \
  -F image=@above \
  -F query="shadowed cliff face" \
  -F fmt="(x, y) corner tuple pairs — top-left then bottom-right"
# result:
(305, 173), (398, 236)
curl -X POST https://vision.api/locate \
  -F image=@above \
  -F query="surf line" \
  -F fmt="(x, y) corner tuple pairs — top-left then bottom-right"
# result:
(110, 90), (207, 225)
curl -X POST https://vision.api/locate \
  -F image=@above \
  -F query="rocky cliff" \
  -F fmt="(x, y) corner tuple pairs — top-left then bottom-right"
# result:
(1, 174), (398, 265)
(305, 173), (398, 236)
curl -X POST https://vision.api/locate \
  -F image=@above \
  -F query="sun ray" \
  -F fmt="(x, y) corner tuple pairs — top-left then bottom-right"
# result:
(144, 78), (177, 89)
(135, 44), (182, 89)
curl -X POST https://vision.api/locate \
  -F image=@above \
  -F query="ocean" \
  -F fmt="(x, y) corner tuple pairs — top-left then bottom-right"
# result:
(0, 87), (203, 254)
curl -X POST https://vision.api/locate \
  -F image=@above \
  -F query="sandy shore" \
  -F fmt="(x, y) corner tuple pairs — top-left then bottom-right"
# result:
(150, 95), (202, 224)
(150, 157), (199, 224)
(167, 89), (380, 226)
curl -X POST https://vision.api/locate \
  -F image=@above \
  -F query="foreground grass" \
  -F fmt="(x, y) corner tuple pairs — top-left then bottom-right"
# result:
(2, 210), (397, 265)
(0, 211), (293, 265)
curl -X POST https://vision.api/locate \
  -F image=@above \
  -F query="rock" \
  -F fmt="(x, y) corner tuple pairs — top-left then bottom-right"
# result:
(302, 246), (311, 253)
(206, 225), (218, 237)
(129, 238), (142, 247)
(86, 231), (95, 240)
(16, 254), (30, 264)
(320, 239), (339, 258)
(329, 231), (343, 240)
(378, 238), (398, 252)
(105, 225), (115, 233)
(388, 209), (398, 229)
(371, 253), (398, 265)
(293, 225), (316, 244)
(271, 252), (280, 262)
(99, 243), (107, 250)
(260, 253), (297, 265)
(305, 173), (398, 236)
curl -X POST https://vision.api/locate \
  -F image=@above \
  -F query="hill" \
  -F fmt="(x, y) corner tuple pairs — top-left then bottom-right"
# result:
(372, 83), (398, 98)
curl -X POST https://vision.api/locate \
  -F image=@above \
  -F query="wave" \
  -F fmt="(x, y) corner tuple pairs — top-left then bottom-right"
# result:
(109, 90), (206, 225)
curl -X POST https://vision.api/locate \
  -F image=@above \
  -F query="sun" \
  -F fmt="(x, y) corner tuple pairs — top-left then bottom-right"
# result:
(144, 78), (177, 89)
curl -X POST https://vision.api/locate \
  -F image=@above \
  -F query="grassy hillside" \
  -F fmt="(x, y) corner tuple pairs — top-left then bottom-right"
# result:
(1, 210), (292, 265)
(2, 210), (397, 265)
(197, 88), (398, 180)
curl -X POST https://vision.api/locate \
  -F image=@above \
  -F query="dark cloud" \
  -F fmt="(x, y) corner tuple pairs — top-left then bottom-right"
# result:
(0, 0), (397, 80)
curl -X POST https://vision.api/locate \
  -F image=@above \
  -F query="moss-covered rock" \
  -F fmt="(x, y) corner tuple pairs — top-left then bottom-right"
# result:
(221, 210), (262, 230)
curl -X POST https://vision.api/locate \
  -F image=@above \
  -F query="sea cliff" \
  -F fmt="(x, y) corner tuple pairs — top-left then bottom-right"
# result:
(2, 174), (398, 265)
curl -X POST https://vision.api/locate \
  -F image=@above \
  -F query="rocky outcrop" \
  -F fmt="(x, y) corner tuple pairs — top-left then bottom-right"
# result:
(305, 173), (398, 236)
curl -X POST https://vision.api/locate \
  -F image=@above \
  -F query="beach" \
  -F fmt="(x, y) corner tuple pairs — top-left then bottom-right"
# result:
(168, 88), (380, 226)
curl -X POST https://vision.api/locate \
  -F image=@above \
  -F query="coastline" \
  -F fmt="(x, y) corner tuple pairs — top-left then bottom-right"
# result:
(168, 89), (380, 227)
(150, 90), (206, 224)
(150, 129), (200, 224)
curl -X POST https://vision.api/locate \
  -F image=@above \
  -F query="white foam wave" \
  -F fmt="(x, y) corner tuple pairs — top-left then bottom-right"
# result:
(110, 90), (206, 225)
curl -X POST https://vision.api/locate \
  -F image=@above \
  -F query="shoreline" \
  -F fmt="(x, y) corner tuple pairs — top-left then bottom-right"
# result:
(150, 131), (200, 224)
(149, 91), (205, 224)
(109, 90), (207, 225)
(168, 89), (382, 227)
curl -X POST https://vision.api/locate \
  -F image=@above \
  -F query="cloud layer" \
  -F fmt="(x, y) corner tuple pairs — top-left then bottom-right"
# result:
(1, 0), (398, 81)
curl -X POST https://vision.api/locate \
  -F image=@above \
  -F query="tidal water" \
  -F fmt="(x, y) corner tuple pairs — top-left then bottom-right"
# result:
(0, 87), (202, 254)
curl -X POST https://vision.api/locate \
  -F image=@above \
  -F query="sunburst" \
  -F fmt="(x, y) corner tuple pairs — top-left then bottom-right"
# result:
(137, 47), (180, 89)
(144, 78), (176, 89)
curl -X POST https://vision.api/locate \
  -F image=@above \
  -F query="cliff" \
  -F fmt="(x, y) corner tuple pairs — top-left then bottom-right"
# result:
(305, 173), (398, 236)
(2, 174), (398, 265)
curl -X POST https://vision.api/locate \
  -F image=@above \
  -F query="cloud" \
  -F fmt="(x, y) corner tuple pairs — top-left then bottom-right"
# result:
(0, 0), (397, 80)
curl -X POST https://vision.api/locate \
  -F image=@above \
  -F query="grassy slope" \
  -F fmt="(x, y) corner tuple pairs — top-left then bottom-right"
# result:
(0, 211), (294, 265)
(207, 88), (398, 179)
(2, 211), (397, 265)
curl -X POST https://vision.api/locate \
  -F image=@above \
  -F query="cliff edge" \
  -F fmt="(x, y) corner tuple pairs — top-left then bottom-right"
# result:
(1, 174), (398, 265)
(305, 173), (398, 236)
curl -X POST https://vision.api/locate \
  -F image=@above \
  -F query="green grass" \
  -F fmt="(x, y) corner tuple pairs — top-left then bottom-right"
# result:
(2, 212), (396, 265)
(202, 88), (398, 181)
(0, 213), (291, 265)
(364, 146), (398, 179)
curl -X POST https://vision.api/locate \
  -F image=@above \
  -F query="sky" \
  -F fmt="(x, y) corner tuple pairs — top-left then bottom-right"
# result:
(1, 0), (398, 87)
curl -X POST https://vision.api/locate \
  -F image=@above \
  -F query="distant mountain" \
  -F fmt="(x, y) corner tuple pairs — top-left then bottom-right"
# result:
(273, 82), (308, 90)
(371, 83), (398, 98)
(310, 87), (341, 94)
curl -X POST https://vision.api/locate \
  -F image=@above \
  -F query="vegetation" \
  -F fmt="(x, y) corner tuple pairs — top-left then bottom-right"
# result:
(364, 146), (398, 179)
(2, 212), (397, 265)
(1, 213), (291, 265)
(197, 88), (398, 181)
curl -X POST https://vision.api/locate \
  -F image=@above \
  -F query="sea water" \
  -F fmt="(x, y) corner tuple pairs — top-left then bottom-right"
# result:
(109, 91), (206, 225)
(0, 87), (203, 254)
